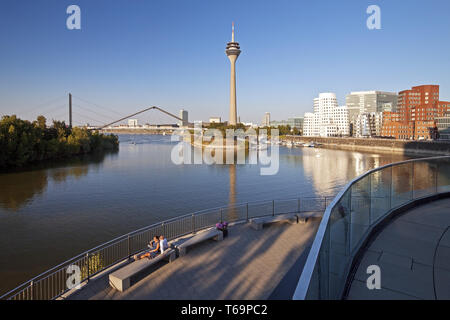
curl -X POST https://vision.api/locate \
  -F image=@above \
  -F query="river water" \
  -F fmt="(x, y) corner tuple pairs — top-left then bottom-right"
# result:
(0, 134), (414, 295)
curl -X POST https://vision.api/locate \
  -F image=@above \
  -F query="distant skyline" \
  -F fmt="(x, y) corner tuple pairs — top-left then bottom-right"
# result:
(1, 0), (450, 125)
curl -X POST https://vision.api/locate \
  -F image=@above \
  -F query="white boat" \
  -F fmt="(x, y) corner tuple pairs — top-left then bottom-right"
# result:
(303, 142), (316, 148)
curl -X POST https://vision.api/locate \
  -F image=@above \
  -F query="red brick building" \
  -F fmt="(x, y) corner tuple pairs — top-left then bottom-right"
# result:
(381, 85), (449, 140)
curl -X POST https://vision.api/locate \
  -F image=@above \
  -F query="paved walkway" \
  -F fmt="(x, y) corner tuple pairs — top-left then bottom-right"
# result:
(68, 217), (320, 300)
(347, 198), (450, 300)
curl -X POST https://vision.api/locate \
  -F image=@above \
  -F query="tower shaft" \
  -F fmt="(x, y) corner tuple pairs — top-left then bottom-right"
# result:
(228, 55), (238, 125)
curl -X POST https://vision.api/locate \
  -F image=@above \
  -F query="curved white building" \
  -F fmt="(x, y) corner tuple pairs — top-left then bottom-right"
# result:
(303, 93), (349, 137)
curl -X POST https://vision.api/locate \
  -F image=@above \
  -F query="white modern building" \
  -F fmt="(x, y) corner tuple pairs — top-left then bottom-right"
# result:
(303, 93), (350, 137)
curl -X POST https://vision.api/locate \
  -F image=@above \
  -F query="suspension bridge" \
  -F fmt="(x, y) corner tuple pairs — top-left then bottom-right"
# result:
(3, 93), (191, 130)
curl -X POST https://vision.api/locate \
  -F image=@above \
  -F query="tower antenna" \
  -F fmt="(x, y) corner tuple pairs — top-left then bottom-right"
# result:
(232, 22), (235, 42)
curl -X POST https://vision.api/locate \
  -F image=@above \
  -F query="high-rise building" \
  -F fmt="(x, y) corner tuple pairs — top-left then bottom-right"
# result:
(303, 93), (349, 137)
(226, 23), (241, 126)
(345, 91), (397, 136)
(179, 109), (188, 127)
(262, 112), (271, 127)
(381, 85), (450, 140)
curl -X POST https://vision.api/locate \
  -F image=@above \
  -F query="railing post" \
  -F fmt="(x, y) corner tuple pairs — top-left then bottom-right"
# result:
(348, 187), (353, 255)
(86, 253), (90, 282)
(246, 203), (249, 222)
(272, 200), (275, 216)
(411, 162), (415, 200)
(192, 214), (196, 234)
(30, 281), (33, 301)
(127, 235), (131, 259)
(435, 162), (439, 194)
(389, 165), (393, 209)
(368, 174), (372, 225)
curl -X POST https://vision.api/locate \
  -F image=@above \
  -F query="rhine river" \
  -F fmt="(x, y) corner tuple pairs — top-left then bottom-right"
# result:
(0, 134), (416, 296)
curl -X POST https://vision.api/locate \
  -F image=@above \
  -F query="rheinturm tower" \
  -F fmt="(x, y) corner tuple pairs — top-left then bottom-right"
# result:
(226, 22), (241, 126)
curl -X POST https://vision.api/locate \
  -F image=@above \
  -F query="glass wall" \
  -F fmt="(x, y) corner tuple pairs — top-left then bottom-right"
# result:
(296, 156), (450, 300)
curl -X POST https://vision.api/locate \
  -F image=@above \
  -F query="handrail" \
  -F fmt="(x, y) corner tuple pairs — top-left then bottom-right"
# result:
(292, 155), (450, 300)
(1, 195), (329, 300)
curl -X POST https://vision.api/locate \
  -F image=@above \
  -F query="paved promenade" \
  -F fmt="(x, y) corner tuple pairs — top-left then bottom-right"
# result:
(68, 217), (320, 300)
(347, 198), (450, 300)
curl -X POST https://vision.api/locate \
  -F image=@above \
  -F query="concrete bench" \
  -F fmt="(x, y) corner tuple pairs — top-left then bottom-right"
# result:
(250, 212), (306, 230)
(109, 248), (176, 292)
(175, 228), (223, 257)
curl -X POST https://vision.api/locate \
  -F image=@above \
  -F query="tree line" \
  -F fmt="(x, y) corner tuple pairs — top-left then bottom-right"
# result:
(0, 115), (119, 169)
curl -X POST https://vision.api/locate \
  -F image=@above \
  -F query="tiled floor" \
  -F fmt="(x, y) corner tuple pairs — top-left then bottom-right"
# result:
(347, 198), (450, 300)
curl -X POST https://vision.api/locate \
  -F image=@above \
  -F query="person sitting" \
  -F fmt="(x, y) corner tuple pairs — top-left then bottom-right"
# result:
(159, 235), (169, 254)
(133, 236), (160, 261)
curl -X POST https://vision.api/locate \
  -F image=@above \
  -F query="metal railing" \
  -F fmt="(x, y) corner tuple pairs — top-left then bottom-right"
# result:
(293, 156), (450, 300)
(1, 196), (329, 300)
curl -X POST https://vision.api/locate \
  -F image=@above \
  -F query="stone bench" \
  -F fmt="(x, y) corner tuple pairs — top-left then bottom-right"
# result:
(175, 228), (223, 257)
(109, 248), (176, 292)
(250, 212), (306, 230)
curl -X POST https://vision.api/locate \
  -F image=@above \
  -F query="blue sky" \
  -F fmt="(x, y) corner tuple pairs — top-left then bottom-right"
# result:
(1, 0), (450, 126)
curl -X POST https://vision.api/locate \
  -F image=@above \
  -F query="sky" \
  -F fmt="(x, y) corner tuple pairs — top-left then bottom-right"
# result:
(1, 0), (450, 126)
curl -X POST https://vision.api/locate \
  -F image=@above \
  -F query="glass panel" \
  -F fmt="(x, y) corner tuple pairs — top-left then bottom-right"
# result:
(370, 167), (392, 223)
(391, 162), (413, 208)
(328, 190), (351, 299)
(413, 160), (437, 199)
(349, 176), (371, 253)
(305, 224), (330, 300)
(437, 158), (450, 193)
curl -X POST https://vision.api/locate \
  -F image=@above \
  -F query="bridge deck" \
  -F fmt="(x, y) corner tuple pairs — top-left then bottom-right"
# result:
(67, 217), (320, 300)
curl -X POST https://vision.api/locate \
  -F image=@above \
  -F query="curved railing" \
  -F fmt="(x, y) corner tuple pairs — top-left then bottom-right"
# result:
(293, 156), (450, 300)
(1, 196), (329, 300)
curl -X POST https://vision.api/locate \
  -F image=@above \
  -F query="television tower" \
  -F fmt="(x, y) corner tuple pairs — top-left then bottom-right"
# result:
(226, 22), (241, 126)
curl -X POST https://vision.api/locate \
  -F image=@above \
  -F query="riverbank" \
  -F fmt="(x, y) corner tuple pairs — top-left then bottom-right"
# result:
(284, 136), (450, 156)
(0, 115), (119, 169)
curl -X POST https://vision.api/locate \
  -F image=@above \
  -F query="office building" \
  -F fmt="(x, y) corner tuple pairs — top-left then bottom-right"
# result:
(346, 91), (397, 136)
(262, 112), (271, 127)
(179, 109), (188, 127)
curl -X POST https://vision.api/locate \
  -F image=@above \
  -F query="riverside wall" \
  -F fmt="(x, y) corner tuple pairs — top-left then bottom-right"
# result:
(285, 136), (450, 156)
